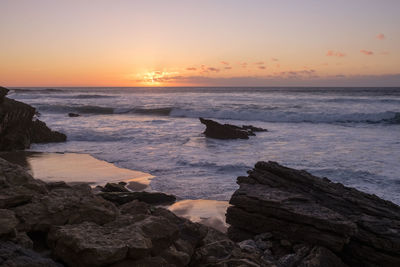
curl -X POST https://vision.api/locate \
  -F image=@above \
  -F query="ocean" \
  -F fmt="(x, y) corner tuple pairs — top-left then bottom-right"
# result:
(8, 87), (400, 204)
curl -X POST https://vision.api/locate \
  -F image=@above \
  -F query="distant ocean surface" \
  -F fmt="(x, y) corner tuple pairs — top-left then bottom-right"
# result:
(8, 87), (400, 204)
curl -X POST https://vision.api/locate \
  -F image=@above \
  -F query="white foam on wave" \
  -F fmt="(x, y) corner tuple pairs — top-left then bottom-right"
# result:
(170, 108), (400, 124)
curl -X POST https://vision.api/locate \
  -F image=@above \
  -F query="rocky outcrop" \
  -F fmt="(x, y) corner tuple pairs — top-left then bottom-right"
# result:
(0, 86), (66, 151)
(199, 117), (267, 139)
(226, 161), (400, 266)
(99, 191), (177, 205)
(0, 158), (267, 266)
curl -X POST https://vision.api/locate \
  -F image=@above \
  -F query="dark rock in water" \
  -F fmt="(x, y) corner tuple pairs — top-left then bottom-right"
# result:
(226, 161), (400, 267)
(199, 117), (267, 139)
(68, 113), (80, 117)
(29, 120), (67, 144)
(0, 86), (66, 151)
(102, 182), (129, 193)
(99, 191), (176, 205)
(0, 241), (61, 267)
(242, 125), (268, 132)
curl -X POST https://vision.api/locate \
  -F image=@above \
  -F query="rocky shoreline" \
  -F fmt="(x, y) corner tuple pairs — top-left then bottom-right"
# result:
(1, 86), (399, 266)
(0, 86), (66, 151)
(0, 158), (266, 266)
(2, 157), (400, 266)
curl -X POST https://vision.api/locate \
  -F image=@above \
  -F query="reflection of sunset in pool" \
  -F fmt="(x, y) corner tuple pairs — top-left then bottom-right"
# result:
(168, 199), (230, 233)
(1, 151), (153, 187)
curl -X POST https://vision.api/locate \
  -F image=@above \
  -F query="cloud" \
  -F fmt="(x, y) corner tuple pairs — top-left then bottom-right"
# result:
(220, 61), (229, 65)
(207, 67), (220, 72)
(240, 62), (248, 68)
(151, 73), (400, 87)
(254, 61), (265, 65)
(360, 49), (374, 55)
(224, 66), (232, 70)
(186, 67), (197, 71)
(376, 33), (385, 40)
(326, 50), (346, 57)
(271, 58), (279, 62)
(258, 66), (266, 70)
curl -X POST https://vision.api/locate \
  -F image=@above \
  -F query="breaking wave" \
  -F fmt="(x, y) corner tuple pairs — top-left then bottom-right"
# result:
(33, 103), (400, 124)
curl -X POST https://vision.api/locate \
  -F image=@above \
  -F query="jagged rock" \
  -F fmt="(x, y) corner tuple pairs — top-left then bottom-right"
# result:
(119, 200), (151, 215)
(199, 117), (267, 139)
(0, 241), (61, 267)
(99, 191), (176, 205)
(226, 161), (400, 266)
(13, 183), (119, 232)
(0, 86), (9, 103)
(67, 113), (80, 117)
(0, 86), (66, 151)
(29, 120), (66, 144)
(102, 182), (129, 192)
(242, 125), (268, 132)
(0, 158), (47, 209)
(0, 209), (18, 237)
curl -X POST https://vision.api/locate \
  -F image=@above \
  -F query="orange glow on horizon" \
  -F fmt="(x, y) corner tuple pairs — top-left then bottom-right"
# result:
(1, 1), (399, 87)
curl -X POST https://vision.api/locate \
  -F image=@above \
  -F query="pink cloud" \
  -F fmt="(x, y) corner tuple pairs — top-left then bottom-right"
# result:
(326, 50), (346, 57)
(254, 61), (264, 65)
(376, 33), (385, 40)
(186, 67), (197, 71)
(271, 57), (279, 62)
(224, 66), (232, 70)
(220, 61), (229, 65)
(258, 66), (266, 70)
(240, 62), (248, 68)
(360, 50), (374, 56)
(207, 67), (220, 72)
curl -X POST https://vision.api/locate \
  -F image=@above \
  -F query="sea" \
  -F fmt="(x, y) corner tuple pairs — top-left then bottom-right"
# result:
(8, 87), (400, 204)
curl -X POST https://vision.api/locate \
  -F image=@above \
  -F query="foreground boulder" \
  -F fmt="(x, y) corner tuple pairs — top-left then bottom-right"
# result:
(0, 86), (66, 151)
(199, 117), (267, 139)
(0, 241), (61, 267)
(226, 161), (400, 266)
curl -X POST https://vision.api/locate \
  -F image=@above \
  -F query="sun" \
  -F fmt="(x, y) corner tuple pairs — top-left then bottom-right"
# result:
(140, 71), (179, 86)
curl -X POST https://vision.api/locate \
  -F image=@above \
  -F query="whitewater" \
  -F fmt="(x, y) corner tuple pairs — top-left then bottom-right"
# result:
(8, 87), (400, 204)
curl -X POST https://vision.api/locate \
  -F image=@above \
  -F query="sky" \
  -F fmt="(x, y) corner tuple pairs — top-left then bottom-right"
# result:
(1, 0), (400, 87)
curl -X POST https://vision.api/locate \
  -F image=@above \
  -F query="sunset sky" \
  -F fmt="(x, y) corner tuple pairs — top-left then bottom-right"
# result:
(1, 0), (399, 87)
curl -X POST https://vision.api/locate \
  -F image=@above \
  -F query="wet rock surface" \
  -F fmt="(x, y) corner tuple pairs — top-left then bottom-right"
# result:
(199, 117), (267, 139)
(226, 161), (400, 266)
(0, 86), (66, 151)
(0, 158), (265, 266)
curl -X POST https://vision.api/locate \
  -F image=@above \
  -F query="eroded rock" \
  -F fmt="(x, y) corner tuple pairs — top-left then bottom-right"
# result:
(226, 161), (400, 266)
(199, 117), (267, 139)
(0, 86), (66, 151)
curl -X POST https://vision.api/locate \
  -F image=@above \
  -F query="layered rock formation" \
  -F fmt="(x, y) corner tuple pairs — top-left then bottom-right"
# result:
(0, 158), (266, 266)
(0, 86), (66, 151)
(226, 161), (400, 266)
(199, 117), (267, 139)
